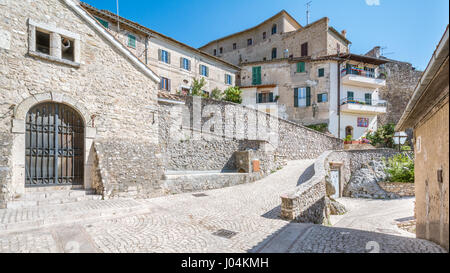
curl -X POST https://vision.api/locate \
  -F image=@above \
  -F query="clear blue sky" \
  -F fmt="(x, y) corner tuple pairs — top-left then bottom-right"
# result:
(83, 0), (449, 70)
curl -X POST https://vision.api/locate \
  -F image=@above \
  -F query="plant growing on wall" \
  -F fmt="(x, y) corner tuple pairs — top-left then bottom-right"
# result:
(306, 123), (328, 133)
(190, 77), (206, 97)
(366, 123), (396, 148)
(384, 154), (414, 183)
(223, 86), (243, 104)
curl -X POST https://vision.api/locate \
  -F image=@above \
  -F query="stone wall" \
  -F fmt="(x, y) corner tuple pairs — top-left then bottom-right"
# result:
(0, 0), (160, 205)
(158, 96), (342, 173)
(280, 149), (406, 223)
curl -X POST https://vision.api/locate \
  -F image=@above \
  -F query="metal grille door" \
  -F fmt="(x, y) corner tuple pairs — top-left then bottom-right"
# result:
(25, 103), (84, 187)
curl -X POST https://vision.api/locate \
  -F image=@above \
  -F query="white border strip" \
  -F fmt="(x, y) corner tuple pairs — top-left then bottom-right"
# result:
(62, 0), (160, 83)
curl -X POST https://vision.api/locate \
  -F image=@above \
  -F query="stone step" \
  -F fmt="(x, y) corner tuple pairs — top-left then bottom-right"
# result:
(0, 199), (150, 233)
(7, 189), (102, 209)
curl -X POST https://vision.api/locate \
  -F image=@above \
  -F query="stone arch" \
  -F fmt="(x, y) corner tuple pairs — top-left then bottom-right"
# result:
(10, 92), (97, 197)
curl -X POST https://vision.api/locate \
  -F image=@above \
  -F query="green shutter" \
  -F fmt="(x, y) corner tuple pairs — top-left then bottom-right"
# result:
(128, 35), (136, 48)
(297, 62), (305, 73)
(317, 94), (322, 103)
(306, 87), (311, 106)
(95, 17), (109, 28)
(252, 66), (261, 85)
(365, 93), (372, 105)
(269, 93), (274, 102)
(294, 88), (299, 107)
(348, 91), (354, 101)
(258, 93), (263, 103)
(318, 68), (324, 77)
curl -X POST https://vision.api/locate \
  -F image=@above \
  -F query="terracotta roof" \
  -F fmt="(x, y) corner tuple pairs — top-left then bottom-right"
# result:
(80, 2), (240, 71)
(157, 91), (185, 102)
(198, 10), (302, 49)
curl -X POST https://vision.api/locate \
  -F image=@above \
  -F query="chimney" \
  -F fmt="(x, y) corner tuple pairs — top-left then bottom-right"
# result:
(341, 30), (347, 38)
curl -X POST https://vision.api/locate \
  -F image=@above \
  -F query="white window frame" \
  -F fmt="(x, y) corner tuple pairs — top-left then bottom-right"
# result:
(28, 19), (81, 67)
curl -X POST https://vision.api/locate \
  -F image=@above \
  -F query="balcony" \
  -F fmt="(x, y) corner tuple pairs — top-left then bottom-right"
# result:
(341, 67), (386, 88)
(340, 97), (387, 114)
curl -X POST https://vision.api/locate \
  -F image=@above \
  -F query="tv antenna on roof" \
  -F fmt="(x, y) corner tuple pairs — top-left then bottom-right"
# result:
(116, 0), (120, 32)
(306, 1), (312, 25)
(381, 46), (395, 56)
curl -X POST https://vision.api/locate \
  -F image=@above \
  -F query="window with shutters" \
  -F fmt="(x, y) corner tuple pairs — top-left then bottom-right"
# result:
(252, 66), (261, 85)
(160, 77), (171, 91)
(301, 42), (308, 57)
(128, 34), (136, 48)
(200, 65), (209, 77)
(365, 93), (372, 105)
(317, 93), (328, 103)
(347, 91), (354, 101)
(318, 68), (325, 77)
(95, 17), (109, 29)
(294, 87), (310, 107)
(160, 49), (170, 64)
(225, 74), (232, 85)
(271, 48), (277, 59)
(296, 62), (306, 73)
(181, 57), (190, 71)
(257, 92), (274, 103)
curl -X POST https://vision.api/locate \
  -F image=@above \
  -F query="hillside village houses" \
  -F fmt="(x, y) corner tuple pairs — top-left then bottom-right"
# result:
(81, 2), (240, 97)
(199, 11), (389, 140)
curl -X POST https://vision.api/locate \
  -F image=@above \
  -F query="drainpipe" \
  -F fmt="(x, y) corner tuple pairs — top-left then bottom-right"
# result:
(337, 61), (342, 139)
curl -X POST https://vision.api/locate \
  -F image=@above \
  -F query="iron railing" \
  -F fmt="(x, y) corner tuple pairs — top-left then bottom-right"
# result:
(340, 97), (387, 107)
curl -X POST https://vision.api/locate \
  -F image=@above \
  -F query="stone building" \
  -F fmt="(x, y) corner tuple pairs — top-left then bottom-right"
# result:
(199, 12), (350, 67)
(0, 0), (162, 207)
(365, 46), (423, 126)
(81, 2), (240, 97)
(396, 26), (449, 251)
(200, 11), (388, 140)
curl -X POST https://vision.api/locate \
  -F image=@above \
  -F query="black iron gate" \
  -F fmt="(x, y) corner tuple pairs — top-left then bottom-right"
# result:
(25, 102), (84, 187)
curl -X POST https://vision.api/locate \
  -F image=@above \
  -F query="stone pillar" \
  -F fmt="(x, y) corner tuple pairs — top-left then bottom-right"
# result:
(50, 32), (61, 59)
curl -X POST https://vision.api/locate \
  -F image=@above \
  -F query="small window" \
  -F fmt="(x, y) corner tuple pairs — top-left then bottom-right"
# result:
(95, 17), (109, 29)
(294, 87), (311, 108)
(365, 93), (372, 105)
(128, 34), (136, 48)
(257, 92), (274, 103)
(61, 36), (75, 61)
(181, 57), (190, 71)
(318, 68), (325, 77)
(233, 43), (237, 50)
(219, 47), (223, 54)
(36, 30), (50, 55)
(297, 62), (305, 73)
(247, 38), (253, 46)
(271, 48), (277, 59)
(263, 32), (267, 40)
(160, 77), (171, 91)
(301, 42), (308, 57)
(271, 24), (277, 35)
(160, 49), (170, 63)
(213, 49), (217, 56)
(225, 74), (232, 85)
(347, 91), (354, 101)
(317, 93), (328, 103)
(200, 65), (209, 77)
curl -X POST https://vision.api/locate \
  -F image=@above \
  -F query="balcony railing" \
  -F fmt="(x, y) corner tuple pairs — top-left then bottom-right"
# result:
(341, 67), (376, 78)
(340, 97), (387, 107)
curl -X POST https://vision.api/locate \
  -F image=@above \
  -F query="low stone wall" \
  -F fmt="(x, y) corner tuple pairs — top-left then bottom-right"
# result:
(280, 149), (409, 223)
(93, 138), (164, 199)
(378, 182), (415, 197)
(0, 132), (12, 209)
(281, 151), (331, 224)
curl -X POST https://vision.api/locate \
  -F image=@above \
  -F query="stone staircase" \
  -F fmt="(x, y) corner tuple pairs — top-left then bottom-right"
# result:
(6, 186), (103, 209)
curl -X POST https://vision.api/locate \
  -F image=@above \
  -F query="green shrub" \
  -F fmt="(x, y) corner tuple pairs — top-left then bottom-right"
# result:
(306, 123), (328, 133)
(190, 78), (206, 97)
(366, 123), (395, 148)
(223, 86), (242, 104)
(344, 135), (352, 142)
(210, 88), (223, 100)
(384, 154), (414, 183)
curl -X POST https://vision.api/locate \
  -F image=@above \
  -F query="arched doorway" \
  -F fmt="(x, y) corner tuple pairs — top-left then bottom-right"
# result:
(345, 126), (354, 139)
(25, 102), (84, 187)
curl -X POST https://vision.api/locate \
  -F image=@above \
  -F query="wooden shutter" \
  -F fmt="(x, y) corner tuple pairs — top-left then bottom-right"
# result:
(167, 52), (171, 64)
(294, 88), (299, 107)
(188, 60), (191, 71)
(365, 93), (372, 105)
(180, 57), (183, 68)
(269, 93), (274, 102)
(158, 49), (162, 61)
(258, 93), (263, 103)
(301, 43), (308, 57)
(348, 91), (354, 101)
(317, 94), (322, 103)
(306, 87), (311, 106)
(168, 78), (171, 91)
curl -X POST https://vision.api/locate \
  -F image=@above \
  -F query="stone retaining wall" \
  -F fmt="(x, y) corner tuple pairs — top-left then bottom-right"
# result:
(280, 149), (409, 223)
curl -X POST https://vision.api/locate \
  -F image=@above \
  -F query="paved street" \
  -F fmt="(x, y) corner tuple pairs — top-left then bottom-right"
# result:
(0, 160), (446, 253)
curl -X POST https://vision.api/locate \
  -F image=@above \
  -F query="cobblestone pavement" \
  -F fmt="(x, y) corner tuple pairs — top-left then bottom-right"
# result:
(0, 160), (446, 253)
